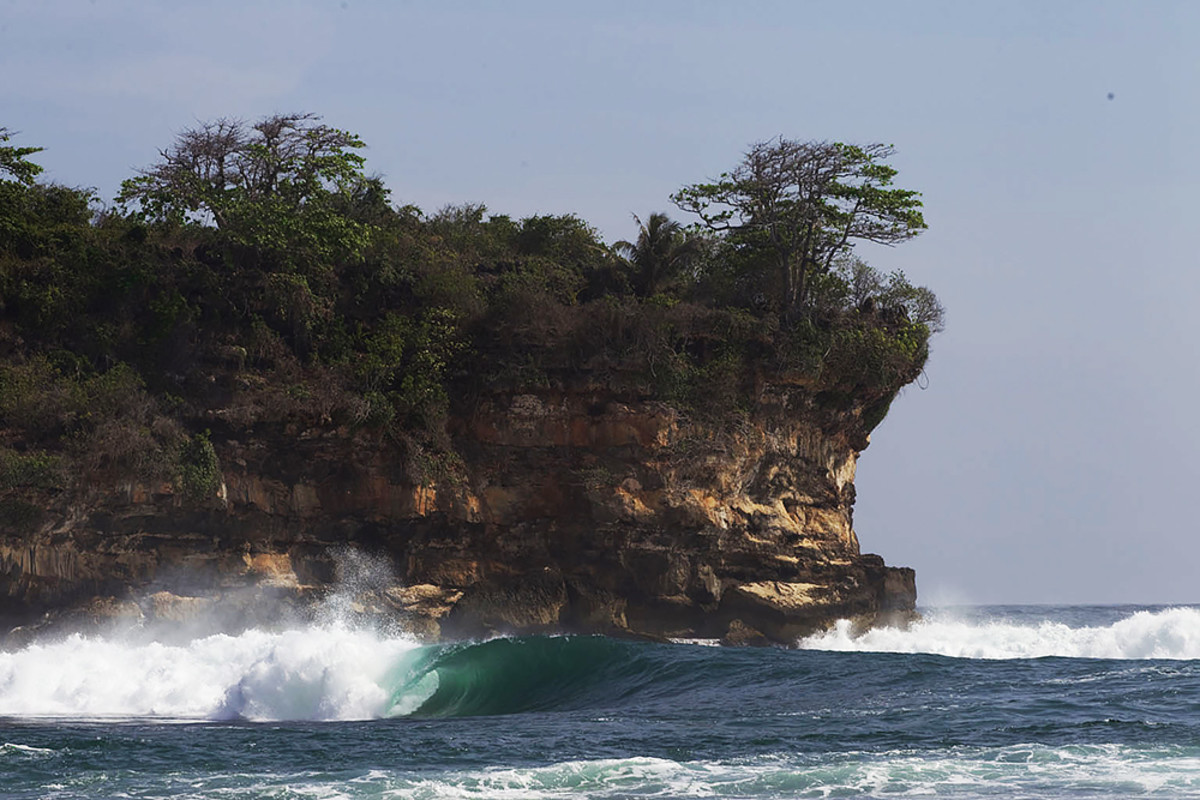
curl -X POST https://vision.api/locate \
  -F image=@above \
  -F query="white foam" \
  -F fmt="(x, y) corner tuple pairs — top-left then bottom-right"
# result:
(799, 607), (1200, 659)
(394, 757), (691, 799)
(0, 742), (56, 757)
(0, 625), (426, 721)
(219, 747), (1200, 798)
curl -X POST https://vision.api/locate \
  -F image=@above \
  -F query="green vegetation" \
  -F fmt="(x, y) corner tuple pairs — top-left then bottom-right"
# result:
(0, 127), (44, 185)
(612, 212), (703, 297)
(0, 448), (62, 490)
(0, 117), (941, 508)
(175, 431), (221, 501)
(672, 138), (927, 314)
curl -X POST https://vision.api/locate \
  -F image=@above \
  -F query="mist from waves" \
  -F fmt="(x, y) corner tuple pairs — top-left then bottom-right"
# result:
(0, 549), (440, 721)
(0, 549), (667, 723)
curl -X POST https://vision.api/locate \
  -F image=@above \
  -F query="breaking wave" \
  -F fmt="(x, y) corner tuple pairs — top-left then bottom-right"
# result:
(800, 606), (1200, 659)
(0, 630), (665, 722)
(0, 625), (425, 721)
(5, 605), (1200, 722)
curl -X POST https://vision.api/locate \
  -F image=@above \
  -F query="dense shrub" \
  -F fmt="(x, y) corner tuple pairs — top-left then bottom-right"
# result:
(0, 448), (63, 490)
(175, 431), (221, 501)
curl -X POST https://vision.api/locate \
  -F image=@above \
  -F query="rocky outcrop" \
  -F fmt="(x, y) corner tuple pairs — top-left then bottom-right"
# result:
(0, 381), (916, 645)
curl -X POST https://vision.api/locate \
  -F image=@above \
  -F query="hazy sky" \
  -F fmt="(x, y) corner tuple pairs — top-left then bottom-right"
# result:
(3, 1), (1198, 605)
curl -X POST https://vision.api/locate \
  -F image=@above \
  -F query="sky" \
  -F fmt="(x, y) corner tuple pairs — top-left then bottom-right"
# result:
(3, 0), (1198, 605)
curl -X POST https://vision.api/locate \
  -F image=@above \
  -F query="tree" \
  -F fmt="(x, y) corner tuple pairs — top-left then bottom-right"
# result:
(613, 212), (703, 297)
(0, 128), (44, 185)
(671, 138), (926, 313)
(830, 255), (945, 333)
(117, 113), (378, 268)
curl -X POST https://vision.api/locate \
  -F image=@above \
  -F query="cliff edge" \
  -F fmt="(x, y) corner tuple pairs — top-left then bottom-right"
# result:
(0, 122), (934, 646)
(0, 375), (915, 646)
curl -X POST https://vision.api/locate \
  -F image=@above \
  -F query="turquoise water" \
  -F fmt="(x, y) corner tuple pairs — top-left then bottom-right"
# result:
(4, 605), (1200, 797)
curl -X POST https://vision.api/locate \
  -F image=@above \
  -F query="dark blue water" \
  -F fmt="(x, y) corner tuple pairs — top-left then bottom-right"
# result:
(3, 605), (1200, 798)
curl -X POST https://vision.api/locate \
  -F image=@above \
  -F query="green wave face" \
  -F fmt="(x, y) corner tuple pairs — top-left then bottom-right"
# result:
(386, 636), (659, 718)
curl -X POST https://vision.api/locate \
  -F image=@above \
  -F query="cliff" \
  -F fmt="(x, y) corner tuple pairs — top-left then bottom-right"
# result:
(0, 119), (942, 646)
(0, 376), (915, 646)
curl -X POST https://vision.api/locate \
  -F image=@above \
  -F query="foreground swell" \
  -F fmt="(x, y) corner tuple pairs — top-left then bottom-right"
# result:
(6, 742), (1200, 798)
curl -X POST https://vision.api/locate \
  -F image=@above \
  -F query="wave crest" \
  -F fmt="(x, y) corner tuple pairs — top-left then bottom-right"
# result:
(799, 607), (1200, 659)
(0, 626), (426, 721)
(0, 630), (650, 722)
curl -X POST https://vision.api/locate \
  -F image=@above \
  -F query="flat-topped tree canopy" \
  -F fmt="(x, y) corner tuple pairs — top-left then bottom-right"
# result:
(117, 113), (379, 270)
(671, 139), (926, 315)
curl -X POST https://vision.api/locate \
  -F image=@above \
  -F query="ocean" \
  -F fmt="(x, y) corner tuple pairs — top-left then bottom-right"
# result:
(3, 604), (1200, 798)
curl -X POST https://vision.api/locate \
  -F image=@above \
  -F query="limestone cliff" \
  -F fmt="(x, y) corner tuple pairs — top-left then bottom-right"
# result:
(0, 379), (915, 646)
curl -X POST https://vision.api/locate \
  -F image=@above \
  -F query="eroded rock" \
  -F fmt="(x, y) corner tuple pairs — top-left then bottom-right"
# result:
(0, 386), (916, 646)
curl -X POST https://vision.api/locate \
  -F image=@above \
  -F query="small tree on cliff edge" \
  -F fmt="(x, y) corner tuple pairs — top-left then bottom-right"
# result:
(117, 113), (377, 269)
(671, 138), (926, 314)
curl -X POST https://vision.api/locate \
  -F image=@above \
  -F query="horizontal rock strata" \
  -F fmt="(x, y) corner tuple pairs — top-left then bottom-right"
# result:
(0, 384), (915, 646)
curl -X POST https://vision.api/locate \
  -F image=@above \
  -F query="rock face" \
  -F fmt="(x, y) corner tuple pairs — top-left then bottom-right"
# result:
(0, 382), (916, 645)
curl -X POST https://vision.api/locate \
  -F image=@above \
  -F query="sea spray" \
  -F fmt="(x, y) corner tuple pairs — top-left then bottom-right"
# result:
(0, 626), (428, 720)
(313, 546), (407, 632)
(0, 549), (434, 721)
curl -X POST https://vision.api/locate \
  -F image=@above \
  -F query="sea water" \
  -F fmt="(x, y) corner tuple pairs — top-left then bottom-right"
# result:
(3, 605), (1200, 798)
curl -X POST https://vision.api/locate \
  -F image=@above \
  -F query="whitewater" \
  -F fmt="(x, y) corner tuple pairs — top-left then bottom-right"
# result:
(802, 605), (1200, 660)
(5, 605), (1200, 798)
